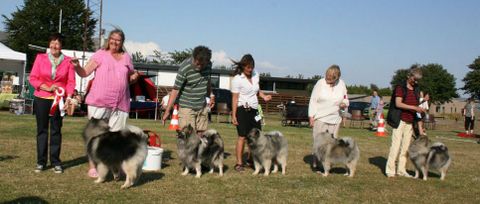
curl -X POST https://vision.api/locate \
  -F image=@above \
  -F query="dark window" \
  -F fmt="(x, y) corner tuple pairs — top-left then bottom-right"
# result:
(211, 73), (220, 88)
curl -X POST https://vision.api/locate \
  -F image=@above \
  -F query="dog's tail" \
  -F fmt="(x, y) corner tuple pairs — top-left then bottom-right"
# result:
(426, 142), (449, 166)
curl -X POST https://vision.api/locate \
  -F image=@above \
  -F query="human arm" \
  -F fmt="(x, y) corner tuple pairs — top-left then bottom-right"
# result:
(258, 90), (272, 102)
(161, 89), (179, 123)
(73, 59), (98, 77)
(231, 92), (239, 125)
(308, 81), (321, 127)
(395, 97), (424, 113)
(129, 70), (140, 84)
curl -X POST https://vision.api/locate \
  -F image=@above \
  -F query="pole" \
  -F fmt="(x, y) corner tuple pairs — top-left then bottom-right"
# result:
(98, 0), (103, 47)
(58, 9), (62, 33)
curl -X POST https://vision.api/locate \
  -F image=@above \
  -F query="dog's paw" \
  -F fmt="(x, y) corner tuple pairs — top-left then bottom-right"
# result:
(209, 169), (214, 174)
(120, 183), (132, 189)
(94, 178), (104, 183)
(195, 174), (201, 178)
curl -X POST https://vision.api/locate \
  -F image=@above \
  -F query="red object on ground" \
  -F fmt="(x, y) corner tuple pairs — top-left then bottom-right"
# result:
(376, 113), (387, 137)
(169, 104), (180, 131)
(457, 132), (478, 138)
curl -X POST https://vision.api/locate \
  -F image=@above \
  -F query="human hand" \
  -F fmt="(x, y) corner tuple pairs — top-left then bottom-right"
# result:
(340, 102), (347, 109)
(162, 110), (171, 125)
(232, 115), (238, 125)
(263, 95), (272, 102)
(309, 117), (314, 128)
(49, 84), (59, 92)
(415, 107), (425, 113)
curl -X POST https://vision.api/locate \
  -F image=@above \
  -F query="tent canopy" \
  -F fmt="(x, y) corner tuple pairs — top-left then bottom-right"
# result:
(0, 42), (26, 94)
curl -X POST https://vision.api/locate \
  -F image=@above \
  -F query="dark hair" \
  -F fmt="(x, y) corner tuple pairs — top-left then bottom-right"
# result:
(104, 28), (126, 53)
(48, 33), (65, 46)
(192, 45), (212, 65)
(232, 54), (255, 76)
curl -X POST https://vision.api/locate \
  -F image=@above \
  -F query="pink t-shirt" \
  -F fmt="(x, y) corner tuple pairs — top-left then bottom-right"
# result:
(85, 49), (134, 112)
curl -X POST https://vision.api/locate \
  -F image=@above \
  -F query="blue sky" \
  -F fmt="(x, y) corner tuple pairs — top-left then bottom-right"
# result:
(2, 0), (479, 95)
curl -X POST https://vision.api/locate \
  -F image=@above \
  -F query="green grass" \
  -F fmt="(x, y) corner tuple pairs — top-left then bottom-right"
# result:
(0, 111), (479, 203)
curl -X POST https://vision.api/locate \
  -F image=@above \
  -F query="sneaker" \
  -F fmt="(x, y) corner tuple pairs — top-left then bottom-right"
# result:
(397, 172), (412, 178)
(34, 164), (45, 173)
(53, 166), (63, 174)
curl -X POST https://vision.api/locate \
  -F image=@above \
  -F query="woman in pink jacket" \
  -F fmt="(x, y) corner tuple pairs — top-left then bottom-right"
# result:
(29, 33), (76, 174)
(72, 29), (139, 178)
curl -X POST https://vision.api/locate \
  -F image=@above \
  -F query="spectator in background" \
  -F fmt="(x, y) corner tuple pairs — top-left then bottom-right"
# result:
(370, 90), (380, 130)
(206, 96), (215, 123)
(463, 97), (475, 136)
(29, 33), (76, 174)
(67, 89), (82, 116)
(72, 29), (140, 178)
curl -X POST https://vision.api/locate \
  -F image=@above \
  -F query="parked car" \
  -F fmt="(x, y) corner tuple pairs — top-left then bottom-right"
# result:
(211, 88), (232, 114)
(348, 101), (371, 119)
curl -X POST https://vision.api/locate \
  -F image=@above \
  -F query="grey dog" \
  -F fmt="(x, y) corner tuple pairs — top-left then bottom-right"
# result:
(408, 135), (451, 180)
(176, 125), (224, 178)
(312, 132), (360, 177)
(246, 128), (288, 176)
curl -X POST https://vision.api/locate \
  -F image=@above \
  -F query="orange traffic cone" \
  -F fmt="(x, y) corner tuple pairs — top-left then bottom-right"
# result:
(376, 113), (387, 137)
(169, 104), (180, 130)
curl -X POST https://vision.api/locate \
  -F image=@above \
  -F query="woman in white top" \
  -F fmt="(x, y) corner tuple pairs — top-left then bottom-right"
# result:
(231, 54), (271, 171)
(308, 65), (349, 138)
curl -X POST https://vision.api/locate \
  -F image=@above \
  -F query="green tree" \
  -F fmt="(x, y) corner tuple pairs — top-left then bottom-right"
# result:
(2, 0), (96, 52)
(169, 49), (192, 64)
(132, 51), (148, 63)
(390, 64), (458, 104)
(260, 72), (271, 77)
(462, 56), (480, 99)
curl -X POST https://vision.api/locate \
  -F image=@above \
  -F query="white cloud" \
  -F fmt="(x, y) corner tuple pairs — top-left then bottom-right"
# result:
(257, 61), (287, 75)
(211, 50), (232, 67)
(124, 41), (162, 57)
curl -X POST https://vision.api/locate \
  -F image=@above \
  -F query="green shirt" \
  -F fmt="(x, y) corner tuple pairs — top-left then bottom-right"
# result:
(173, 58), (211, 110)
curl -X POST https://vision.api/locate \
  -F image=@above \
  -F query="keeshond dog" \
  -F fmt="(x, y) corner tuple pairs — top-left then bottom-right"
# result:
(408, 135), (451, 180)
(246, 128), (288, 176)
(83, 118), (148, 189)
(312, 132), (360, 177)
(176, 125), (224, 178)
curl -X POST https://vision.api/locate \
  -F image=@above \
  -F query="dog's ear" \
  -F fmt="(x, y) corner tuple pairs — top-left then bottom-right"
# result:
(186, 124), (194, 136)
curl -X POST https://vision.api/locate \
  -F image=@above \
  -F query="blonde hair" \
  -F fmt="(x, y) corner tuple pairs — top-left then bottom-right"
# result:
(325, 64), (341, 81)
(103, 28), (126, 53)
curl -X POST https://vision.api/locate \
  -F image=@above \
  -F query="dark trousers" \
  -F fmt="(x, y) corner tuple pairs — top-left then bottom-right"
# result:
(465, 116), (475, 130)
(34, 97), (63, 166)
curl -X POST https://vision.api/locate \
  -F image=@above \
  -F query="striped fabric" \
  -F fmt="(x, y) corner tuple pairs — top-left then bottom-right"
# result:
(173, 58), (211, 110)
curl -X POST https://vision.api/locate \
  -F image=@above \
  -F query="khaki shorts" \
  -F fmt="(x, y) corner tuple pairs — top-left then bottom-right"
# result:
(178, 106), (208, 131)
(88, 106), (128, 132)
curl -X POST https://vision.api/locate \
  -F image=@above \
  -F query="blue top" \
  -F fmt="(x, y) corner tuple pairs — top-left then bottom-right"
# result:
(370, 95), (380, 109)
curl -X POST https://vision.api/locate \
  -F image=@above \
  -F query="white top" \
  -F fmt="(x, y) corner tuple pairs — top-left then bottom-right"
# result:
(308, 78), (349, 124)
(231, 71), (260, 109)
(161, 95), (169, 109)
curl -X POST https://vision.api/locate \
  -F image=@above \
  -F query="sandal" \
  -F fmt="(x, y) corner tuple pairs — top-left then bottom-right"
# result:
(88, 168), (98, 178)
(234, 164), (244, 172)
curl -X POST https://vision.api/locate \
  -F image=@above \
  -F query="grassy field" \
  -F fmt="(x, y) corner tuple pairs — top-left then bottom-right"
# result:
(0, 111), (479, 203)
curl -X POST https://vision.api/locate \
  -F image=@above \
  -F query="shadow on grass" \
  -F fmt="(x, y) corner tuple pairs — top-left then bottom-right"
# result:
(4, 196), (48, 204)
(368, 156), (386, 175)
(62, 156), (88, 170)
(0, 155), (19, 162)
(303, 154), (349, 175)
(136, 172), (165, 186)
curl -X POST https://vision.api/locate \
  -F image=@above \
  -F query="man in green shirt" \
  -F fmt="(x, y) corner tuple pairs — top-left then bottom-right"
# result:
(162, 45), (214, 136)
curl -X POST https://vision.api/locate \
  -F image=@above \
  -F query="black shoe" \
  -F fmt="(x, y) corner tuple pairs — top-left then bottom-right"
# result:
(53, 165), (63, 174)
(34, 164), (45, 173)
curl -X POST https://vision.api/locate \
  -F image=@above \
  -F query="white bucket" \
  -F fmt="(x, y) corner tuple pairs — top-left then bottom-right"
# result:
(142, 147), (163, 171)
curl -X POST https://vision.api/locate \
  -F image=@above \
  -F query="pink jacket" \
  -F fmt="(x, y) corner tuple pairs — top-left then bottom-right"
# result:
(85, 49), (134, 112)
(29, 53), (76, 98)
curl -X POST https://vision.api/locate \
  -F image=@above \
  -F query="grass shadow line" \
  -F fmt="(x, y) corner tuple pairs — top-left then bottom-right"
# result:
(4, 196), (48, 204)
(62, 156), (88, 170)
(0, 155), (19, 162)
(368, 156), (387, 175)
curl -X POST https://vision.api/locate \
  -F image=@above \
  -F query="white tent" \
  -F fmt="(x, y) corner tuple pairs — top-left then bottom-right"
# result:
(0, 42), (26, 94)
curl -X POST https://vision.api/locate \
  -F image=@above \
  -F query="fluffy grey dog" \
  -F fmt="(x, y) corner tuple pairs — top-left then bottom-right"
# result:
(83, 118), (148, 189)
(312, 132), (360, 177)
(246, 128), (288, 176)
(408, 135), (451, 180)
(176, 125), (224, 178)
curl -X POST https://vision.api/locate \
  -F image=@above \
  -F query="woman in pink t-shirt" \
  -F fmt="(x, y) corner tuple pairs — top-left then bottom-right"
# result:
(72, 29), (139, 178)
